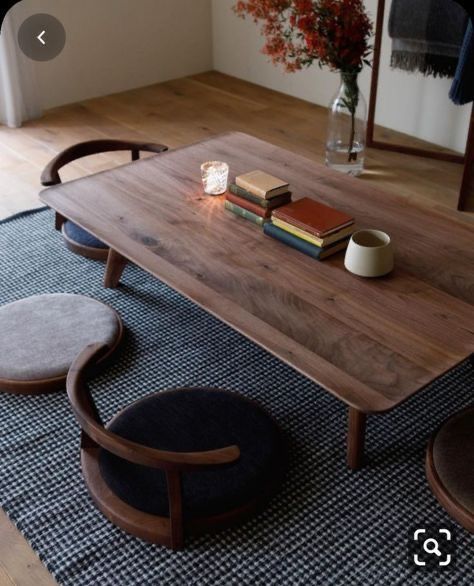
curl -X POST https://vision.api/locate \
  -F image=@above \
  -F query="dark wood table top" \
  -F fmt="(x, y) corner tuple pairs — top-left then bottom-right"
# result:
(40, 132), (474, 414)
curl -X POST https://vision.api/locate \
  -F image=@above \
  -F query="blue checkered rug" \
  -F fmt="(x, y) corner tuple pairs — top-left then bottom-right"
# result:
(0, 209), (472, 585)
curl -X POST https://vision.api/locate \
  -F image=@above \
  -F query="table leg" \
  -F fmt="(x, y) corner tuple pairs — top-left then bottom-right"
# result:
(104, 249), (128, 288)
(347, 407), (367, 470)
(55, 212), (66, 231)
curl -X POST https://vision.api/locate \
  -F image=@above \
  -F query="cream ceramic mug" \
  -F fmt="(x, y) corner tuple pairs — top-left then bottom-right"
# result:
(344, 229), (394, 277)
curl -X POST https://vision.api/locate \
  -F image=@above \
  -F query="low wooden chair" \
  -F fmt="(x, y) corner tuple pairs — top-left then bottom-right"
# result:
(67, 344), (286, 549)
(41, 139), (168, 260)
(426, 405), (474, 533)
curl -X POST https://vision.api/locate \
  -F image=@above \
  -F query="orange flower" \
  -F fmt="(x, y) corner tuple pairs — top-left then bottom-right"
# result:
(234, 0), (373, 74)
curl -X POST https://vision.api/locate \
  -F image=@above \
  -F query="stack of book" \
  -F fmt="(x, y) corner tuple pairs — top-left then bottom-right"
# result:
(225, 170), (292, 227)
(264, 197), (355, 260)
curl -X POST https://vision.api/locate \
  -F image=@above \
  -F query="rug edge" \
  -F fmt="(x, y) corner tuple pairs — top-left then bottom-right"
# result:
(0, 504), (61, 584)
(0, 206), (49, 226)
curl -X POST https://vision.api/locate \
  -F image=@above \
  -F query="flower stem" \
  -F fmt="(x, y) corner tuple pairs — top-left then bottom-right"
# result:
(341, 72), (359, 162)
(348, 111), (356, 162)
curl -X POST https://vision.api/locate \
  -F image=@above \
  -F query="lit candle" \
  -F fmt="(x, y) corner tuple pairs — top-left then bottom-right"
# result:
(200, 161), (229, 195)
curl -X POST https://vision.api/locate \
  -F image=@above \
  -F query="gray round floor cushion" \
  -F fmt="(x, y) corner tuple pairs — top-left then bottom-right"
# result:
(0, 294), (122, 386)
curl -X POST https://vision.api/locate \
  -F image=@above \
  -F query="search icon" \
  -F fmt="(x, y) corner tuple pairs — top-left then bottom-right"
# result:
(423, 538), (442, 557)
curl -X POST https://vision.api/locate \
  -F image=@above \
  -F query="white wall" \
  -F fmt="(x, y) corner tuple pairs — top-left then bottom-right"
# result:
(6, 0), (470, 151)
(212, 0), (470, 153)
(9, 0), (213, 110)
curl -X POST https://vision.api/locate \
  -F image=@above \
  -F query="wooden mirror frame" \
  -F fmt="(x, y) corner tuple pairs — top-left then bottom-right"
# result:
(367, 0), (474, 210)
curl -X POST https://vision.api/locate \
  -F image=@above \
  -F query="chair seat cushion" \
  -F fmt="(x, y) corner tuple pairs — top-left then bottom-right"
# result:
(0, 294), (121, 381)
(99, 388), (285, 519)
(63, 220), (108, 249)
(432, 407), (474, 515)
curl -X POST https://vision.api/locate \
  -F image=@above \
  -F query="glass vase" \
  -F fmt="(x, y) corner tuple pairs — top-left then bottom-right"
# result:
(325, 72), (367, 176)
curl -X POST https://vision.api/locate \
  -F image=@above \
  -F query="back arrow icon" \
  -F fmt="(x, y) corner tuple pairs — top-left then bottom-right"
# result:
(37, 30), (46, 45)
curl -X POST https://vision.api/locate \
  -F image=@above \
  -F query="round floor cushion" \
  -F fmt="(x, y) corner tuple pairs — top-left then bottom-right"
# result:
(63, 220), (108, 250)
(427, 406), (474, 532)
(99, 388), (286, 519)
(0, 294), (122, 391)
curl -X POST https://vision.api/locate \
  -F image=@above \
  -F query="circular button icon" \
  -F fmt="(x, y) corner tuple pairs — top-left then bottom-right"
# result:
(17, 14), (66, 62)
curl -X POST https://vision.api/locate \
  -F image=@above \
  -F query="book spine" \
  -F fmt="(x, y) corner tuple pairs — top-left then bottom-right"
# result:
(229, 184), (268, 207)
(266, 192), (292, 209)
(225, 200), (266, 226)
(263, 223), (323, 259)
(319, 239), (349, 259)
(226, 193), (271, 218)
(272, 210), (353, 238)
(230, 184), (292, 209)
(264, 224), (348, 259)
(272, 218), (324, 247)
(272, 218), (354, 247)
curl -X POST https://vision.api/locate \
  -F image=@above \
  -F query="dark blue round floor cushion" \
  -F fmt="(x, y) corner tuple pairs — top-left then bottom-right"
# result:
(63, 220), (108, 249)
(99, 388), (286, 518)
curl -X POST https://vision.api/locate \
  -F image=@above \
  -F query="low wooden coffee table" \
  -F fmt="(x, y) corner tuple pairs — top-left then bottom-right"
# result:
(41, 132), (474, 469)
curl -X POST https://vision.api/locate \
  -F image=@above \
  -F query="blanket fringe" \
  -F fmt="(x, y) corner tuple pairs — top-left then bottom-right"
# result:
(391, 51), (458, 78)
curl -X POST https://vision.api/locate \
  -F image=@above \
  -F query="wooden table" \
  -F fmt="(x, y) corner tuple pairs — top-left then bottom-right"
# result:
(40, 132), (474, 469)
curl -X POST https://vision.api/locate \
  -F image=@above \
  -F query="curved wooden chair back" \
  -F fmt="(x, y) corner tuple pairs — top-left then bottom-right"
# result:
(41, 139), (169, 187)
(41, 139), (168, 234)
(66, 343), (240, 548)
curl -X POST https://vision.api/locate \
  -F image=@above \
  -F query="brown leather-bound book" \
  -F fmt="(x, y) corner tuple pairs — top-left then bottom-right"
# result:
(226, 192), (272, 218)
(272, 197), (354, 238)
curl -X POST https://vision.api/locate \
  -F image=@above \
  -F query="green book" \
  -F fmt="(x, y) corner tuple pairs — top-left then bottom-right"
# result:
(229, 184), (291, 209)
(224, 200), (269, 226)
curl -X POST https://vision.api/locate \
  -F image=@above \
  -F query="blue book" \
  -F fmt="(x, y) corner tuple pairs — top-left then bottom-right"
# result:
(263, 223), (349, 260)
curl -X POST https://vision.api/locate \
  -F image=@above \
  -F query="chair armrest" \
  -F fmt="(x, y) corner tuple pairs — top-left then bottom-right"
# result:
(67, 344), (240, 472)
(41, 139), (169, 186)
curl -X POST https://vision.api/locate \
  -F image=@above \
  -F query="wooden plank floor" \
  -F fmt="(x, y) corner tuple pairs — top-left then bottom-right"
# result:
(0, 512), (55, 586)
(0, 71), (472, 220)
(0, 71), (472, 585)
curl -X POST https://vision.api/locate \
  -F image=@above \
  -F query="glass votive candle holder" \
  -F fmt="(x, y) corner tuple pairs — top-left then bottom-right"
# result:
(200, 161), (229, 195)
